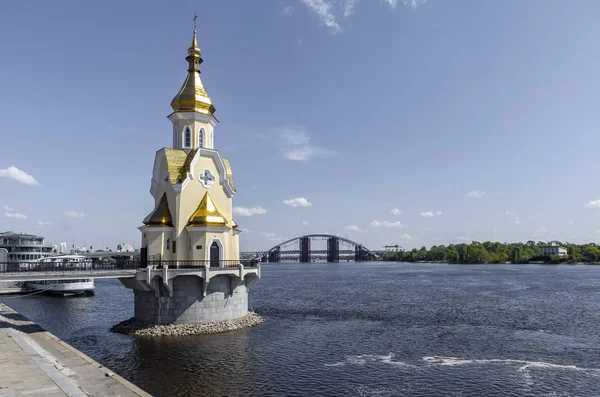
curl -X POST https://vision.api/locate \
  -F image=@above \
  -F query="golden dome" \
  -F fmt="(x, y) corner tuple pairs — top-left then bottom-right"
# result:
(187, 192), (228, 227)
(143, 194), (174, 227)
(170, 30), (216, 115)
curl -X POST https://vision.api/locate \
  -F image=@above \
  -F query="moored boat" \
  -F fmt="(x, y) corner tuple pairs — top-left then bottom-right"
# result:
(23, 279), (95, 296)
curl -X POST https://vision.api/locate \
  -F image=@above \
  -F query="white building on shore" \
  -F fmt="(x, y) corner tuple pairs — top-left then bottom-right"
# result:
(540, 242), (568, 257)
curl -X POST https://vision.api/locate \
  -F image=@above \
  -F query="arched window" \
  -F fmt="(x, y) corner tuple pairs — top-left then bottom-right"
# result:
(183, 127), (191, 148)
(198, 128), (205, 148)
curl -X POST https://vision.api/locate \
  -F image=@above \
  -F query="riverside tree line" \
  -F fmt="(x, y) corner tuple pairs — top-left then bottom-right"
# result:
(381, 241), (600, 264)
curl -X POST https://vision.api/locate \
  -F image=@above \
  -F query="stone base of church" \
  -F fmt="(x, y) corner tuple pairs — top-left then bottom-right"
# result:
(110, 312), (264, 337)
(132, 275), (249, 324)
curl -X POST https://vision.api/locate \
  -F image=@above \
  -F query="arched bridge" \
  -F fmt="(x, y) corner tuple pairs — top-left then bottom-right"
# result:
(240, 234), (377, 263)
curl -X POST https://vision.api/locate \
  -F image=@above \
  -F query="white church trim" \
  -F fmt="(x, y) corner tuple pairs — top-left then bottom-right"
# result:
(206, 238), (224, 261)
(186, 226), (231, 233)
(168, 111), (218, 127)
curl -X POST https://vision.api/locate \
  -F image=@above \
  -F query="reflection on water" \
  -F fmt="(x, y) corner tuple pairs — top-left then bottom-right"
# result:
(3, 262), (600, 396)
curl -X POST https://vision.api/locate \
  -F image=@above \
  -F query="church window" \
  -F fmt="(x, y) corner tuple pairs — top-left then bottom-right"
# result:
(198, 128), (205, 148)
(183, 127), (191, 148)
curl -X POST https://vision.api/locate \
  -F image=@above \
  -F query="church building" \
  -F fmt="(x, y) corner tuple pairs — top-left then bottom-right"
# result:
(139, 25), (240, 266)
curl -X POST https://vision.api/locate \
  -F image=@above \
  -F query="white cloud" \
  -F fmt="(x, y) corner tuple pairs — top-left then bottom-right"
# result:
(504, 210), (525, 225)
(285, 146), (334, 161)
(297, 36), (304, 46)
(262, 232), (281, 242)
(371, 220), (404, 228)
(239, 228), (252, 233)
(398, 233), (413, 241)
(420, 211), (442, 217)
(64, 211), (87, 218)
(403, 0), (426, 10)
(233, 206), (267, 217)
(343, 0), (360, 16)
(585, 200), (600, 208)
(301, 0), (341, 33)
(302, 221), (309, 226)
(467, 190), (486, 199)
(391, 208), (402, 216)
(345, 0), (399, 16)
(4, 212), (27, 219)
(535, 226), (549, 234)
(36, 221), (51, 227)
(283, 197), (312, 208)
(282, 6), (295, 15)
(0, 166), (40, 186)
(345, 225), (362, 232)
(457, 236), (473, 243)
(3, 206), (14, 211)
(300, 0), (418, 34)
(272, 125), (335, 161)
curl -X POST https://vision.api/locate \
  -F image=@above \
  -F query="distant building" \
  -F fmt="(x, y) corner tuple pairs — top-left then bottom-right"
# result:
(117, 243), (135, 252)
(59, 242), (67, 254)
(384, 244), (401, 252)
(540, 242), (568, 257)
(0, 231), (53, 262)
(0, 248), (7, 266)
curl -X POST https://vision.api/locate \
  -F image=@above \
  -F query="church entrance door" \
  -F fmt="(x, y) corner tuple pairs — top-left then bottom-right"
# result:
(210, 241), (220, 268)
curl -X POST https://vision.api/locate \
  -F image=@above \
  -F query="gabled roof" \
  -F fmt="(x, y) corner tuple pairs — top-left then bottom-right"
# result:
(164, 148), (197, 184)
(222, 157), (236, 192)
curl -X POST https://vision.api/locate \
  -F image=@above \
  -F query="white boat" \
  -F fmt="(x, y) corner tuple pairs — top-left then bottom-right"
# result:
(24, 279), (95, 296)
(24, 254), (95, 296)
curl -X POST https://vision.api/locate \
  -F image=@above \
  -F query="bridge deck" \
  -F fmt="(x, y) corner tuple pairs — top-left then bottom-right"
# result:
(0, 260), (258, 282)
(0, 270), (137, 282)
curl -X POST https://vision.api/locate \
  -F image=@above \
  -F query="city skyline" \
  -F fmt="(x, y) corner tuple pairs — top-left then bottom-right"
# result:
(3, 1), (600, 251)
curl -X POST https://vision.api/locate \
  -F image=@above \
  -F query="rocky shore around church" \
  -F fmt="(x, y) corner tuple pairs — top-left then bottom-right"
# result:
(110, 312), (264, 337)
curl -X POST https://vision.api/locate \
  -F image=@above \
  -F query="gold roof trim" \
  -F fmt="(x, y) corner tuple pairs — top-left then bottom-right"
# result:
(170, 30), (216, 116)
(164, 148), (197, 184)
(222, 158), (236, 191)
(187, 192), (228, 227)
(143, 194), (174, 227)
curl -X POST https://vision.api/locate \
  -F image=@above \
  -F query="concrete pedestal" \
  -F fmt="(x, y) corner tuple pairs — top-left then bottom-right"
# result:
(119, 265), (260, 325)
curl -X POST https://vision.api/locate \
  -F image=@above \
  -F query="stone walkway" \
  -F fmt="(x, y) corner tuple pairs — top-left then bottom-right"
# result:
(0, 303), (151, 397)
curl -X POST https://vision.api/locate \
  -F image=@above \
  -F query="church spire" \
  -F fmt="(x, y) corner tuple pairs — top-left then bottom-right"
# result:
(170, 13), (215, 116)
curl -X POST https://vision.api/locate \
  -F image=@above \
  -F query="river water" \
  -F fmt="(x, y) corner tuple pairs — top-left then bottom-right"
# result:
(2, 262), (600, 396)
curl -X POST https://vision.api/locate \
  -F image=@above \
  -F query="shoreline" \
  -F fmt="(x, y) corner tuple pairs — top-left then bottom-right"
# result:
(0, 302), (151, 397)
(110, 312), (264, 337)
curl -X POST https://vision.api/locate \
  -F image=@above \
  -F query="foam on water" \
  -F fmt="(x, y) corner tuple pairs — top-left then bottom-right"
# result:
(325, 353), (415, 368)
(423, 356), (600, 374)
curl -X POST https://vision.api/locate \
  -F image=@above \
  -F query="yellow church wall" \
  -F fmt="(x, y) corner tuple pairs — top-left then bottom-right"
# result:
(143, 229), (168, 260)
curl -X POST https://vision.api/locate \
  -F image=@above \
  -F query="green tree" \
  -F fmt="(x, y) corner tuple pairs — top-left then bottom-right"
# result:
(445, 248), (459, 263)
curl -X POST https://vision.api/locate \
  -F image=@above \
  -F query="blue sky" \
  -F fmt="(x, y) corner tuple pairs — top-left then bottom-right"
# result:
(2, 0), (600, 251)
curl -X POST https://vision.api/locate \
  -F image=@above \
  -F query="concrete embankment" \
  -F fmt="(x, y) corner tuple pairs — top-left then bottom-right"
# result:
(0, 302), (151, 397)
(111, 312), (264, 337)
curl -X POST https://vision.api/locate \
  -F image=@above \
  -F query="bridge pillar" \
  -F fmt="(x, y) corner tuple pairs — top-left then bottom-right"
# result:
(299, 237), (311, 263)
(327, 237), (339, 262)
(268, 248), (281, 263)
(355, 245), (369, 262)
